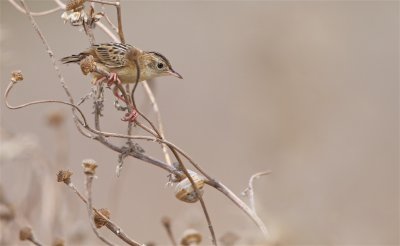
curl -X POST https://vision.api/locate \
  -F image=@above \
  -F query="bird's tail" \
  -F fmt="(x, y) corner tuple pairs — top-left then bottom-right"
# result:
(60, 54), (85, 64)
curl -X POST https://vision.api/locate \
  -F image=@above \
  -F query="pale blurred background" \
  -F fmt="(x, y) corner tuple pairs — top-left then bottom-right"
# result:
(0, 1), (398, 245)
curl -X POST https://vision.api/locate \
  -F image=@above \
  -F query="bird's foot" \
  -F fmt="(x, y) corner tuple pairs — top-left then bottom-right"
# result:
(121, 106), (139, 122)
(107, 72), (122, 87)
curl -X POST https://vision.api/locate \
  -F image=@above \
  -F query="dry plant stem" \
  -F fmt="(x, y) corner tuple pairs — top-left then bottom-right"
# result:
(27, 238), (43, 246)
(244, 171), (272, 212)
(101, 5), (119, 33)
(162, 220), (177, 246)
(18, 0), (89, 137)
(13, 0), (268, 239)
(8, 0), (61, 16)
(142, 81), (172, 165)
(4, 81), (88, 127)
(77, 131), (270, 238)
(85, 174), (116, 246)
(66, 182), (143, 246)
(88, 0), (125, 43)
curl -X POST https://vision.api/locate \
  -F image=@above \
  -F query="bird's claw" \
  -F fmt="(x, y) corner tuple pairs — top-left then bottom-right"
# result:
(121, 108), (138, 122)
(107, 72), (122, 87)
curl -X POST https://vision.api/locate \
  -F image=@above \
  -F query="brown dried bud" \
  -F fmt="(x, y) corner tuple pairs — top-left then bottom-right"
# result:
(52, 238), (65, 246)
(180, 229), (202, 246)
(47, 111), (65, 127)
(66, 0), (86, 11)
(80, 55), (96, 75)
(11, 70), (23, 83)
(82, 159), (97, 175)
(57, 170), (73, 184)
(19, 226), (33, 241)
(94, 208), (110, 228)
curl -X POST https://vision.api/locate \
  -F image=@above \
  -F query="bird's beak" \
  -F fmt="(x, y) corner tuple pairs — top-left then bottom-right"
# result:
(168, 69), (183, 79)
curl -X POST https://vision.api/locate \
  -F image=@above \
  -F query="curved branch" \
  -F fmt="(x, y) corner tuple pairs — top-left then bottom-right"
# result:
(8, 0), (61, 16)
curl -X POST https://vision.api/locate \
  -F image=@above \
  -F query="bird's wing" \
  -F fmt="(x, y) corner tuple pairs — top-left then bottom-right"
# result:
(92, 43), (136, 68)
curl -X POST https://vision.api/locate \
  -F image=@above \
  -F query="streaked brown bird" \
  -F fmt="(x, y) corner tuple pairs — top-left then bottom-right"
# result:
(61, 42), (182, 121)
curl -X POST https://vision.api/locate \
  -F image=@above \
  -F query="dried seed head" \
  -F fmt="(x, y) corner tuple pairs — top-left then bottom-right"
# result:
(65, 0), (86, 11)
(94, 208), (110, 228)
(57, 170), (73, 184)
(47, 111), (65, 127)
(11, 70), (23, 83)
(180, 229), (202, 246)
(82, 159), (97, 175)
(19, 226), (33, 241)
(52, 238), (65, 246)
(80, 55), (96, 75)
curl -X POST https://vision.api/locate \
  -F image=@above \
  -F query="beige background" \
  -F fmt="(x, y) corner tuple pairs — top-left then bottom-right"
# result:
(0, 1), (398, 245)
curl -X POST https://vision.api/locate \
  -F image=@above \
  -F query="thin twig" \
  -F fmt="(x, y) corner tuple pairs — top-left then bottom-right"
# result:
(161, 217), (177, 246)
(101, 4), (119, 33)
(8, 0), (61, 16)
(242, 171), (272, 212)
(88, 0), (125, 43)
(4, 80), (88, 127)
(18, 0), (89, 138)
(84, 172), (116, 246)
(142, 81), (172, 165)
(65, 182), (143, 246)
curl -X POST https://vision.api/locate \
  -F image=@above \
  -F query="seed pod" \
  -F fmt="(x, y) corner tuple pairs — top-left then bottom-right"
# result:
(175, 171), (205, 203)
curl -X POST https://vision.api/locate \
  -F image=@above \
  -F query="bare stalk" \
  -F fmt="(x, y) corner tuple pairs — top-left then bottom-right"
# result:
(8, 0), (61, 16)
(161, 217), (177, 246)
(64, 181), (143, 246)
(84, 172), (116, 246)
(242, 171), (272, 212)
(142, 81), (172, 165)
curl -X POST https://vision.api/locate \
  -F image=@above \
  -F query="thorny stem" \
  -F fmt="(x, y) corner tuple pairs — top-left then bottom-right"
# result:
(85, 174), (116, 246)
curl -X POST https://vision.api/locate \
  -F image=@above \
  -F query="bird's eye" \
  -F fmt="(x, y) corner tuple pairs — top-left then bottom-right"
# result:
(157, 63), (164, 69)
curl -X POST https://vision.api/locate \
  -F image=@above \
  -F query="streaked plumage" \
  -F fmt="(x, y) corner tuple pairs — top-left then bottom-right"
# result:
(61, 43), (182, 84)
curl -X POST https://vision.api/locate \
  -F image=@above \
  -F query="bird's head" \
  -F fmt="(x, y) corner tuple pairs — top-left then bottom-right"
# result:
(141, 51), (183, 80)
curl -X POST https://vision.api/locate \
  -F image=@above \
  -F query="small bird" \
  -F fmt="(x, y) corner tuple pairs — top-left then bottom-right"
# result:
(61, 42), (182, 84)
(61, 42), (182, 121)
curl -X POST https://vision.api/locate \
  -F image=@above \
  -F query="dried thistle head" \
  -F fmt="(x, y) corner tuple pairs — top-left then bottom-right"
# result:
(180, 229), (202, 246)
(19, 226), (33, 241)
(52, 238), (65, 246)
(11, 70), (23, 83)
(57, 170), (73, 184)
(47, 111), (65, 127)
(82, 159), (97, 175)
(80, 55), (96, 75)
(65, 0), (86, 11)
(94, 208), (110, 228)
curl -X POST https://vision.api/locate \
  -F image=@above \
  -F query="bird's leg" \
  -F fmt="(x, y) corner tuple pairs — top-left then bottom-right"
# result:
(107, 72), (121, 87)
(92, 76), (107, 85)
(112, 86), (138, 122)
